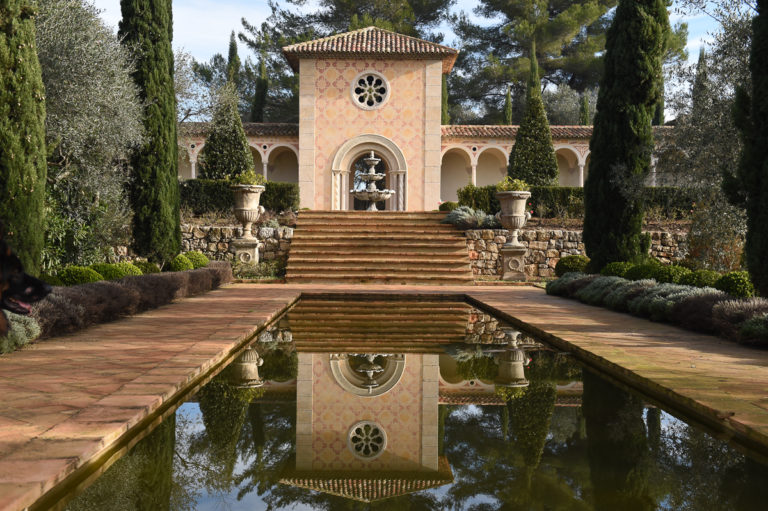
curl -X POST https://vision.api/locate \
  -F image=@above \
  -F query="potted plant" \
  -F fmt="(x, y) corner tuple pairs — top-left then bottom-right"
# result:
(230, 170), (267, 239)
(495, 177), (532, 248)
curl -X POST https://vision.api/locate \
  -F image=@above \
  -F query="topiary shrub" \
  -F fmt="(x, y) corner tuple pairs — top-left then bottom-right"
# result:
(739, 315), (768, 347)
(134, 260), (161, 274)
(184, 251), (209, 269)
(168, 254), (194, 272)
(715, 271), (755, 298)
(679, 269), (721, 288)
(650, 265), (692, 284)
(0, 312), (41, 354)
(600, 261), (635, 278)
(90, 262), (143, 280)
(39, 273), (64, 287)
(261, 182), (300, 212)
(555, 255), (590, 277)
(439, 201), (458, 212)
(624, 260), (661, 281)
(58, 266), (104, 286)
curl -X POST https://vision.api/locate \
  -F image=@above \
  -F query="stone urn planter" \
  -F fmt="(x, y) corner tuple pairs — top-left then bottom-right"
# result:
(228, 347), (265, 388)
(495, 183), (532, 281)
(231, 183), (265, 263)
(231, 184), (266, 239)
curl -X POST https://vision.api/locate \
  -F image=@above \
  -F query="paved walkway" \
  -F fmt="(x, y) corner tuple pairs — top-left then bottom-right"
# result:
(1, 284), (767, 510)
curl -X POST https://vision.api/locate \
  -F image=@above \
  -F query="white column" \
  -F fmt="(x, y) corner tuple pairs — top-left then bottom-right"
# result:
(578, 164), (584, 187)
(262, 161), (269, 180)
(189, 155), (197, 179)
(342, 170), (350, 210)
(471, 164), (477, 186)
(331, 171), (340, 210)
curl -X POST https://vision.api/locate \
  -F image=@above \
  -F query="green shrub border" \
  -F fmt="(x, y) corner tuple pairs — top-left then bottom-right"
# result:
(180, 179), (299, 214)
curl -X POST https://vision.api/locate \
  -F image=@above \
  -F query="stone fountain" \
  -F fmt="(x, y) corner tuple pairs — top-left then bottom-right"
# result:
(351, 151), (395, 211)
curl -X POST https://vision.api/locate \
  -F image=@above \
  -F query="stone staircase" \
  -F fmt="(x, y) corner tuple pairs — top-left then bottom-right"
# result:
(286, 297), (472, 351)
(285, 211), (474, 285)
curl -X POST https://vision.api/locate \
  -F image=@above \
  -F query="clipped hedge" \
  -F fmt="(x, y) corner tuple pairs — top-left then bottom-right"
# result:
(439, 201), (459, 212)
(715, 271), (755, 299)
(134, 260), (161, 274)
(180, 178), (300, 214)
(456, 184), (695, 219)
(650, 265), (691, 284)
(90, 262), (143, 280)
(546, 273), (766, 346)
(30, 261), (233, 340)
(679, 269), (720, 288)
(600, 261), (635, 278)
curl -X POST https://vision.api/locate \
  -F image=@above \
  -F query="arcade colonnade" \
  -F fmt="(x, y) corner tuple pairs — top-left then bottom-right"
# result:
(177, 123), (594, 207)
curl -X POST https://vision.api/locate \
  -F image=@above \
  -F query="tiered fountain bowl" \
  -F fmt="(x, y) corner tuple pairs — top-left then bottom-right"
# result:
(351, 151), (395, 211)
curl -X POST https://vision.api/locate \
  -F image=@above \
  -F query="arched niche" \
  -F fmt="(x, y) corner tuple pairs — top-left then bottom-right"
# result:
(267, 145), (299, 183)
(330, 353), (406, 397)
(331, 134), (408, 211)
(555, 146), (581, 187)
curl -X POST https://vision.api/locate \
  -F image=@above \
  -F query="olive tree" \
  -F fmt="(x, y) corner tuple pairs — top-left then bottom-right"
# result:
(36, 0), (144, 267)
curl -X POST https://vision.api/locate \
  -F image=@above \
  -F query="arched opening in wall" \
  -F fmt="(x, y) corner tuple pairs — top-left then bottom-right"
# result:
(584, 154), (590, 183)
(440, 148), (472, 202)
(250, 146), (264, 176)
(267, 146), (299, 183)
(476, 148), (507, 187)
(348, 152), (390, 211)
(178, 147), (192, 180)
(556, 148), (580, 187)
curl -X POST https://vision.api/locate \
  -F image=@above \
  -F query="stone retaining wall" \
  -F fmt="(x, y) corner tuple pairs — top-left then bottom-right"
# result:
(466, 229), (688, 278)
(180, 224), (293, 262)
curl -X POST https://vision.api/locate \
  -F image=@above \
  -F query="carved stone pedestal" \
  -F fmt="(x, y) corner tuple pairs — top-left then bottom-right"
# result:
(232, 237), (260, 264)
(500, 245), (527, 281)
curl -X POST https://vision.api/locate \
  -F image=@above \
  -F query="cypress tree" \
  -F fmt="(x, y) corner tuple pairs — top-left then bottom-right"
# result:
(582, 0), (668, 271)
(507, 41), (558, 185)
(119, 0), (180, 263)
(226, 30), (240, 87)
(250, 51), (268, 122)
(691, 48), (709, 118)
(0, 0), (47, 275)
(503, 85), (513, 125)
(200, 84), (254, 180)
(441, 74), (450, 125)
(733, 0), (768, 296)
(579, 94), (590, 125)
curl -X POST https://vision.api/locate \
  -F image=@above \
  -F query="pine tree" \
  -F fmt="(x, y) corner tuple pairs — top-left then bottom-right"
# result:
(119, 0), (180, 264)
(250, 51), (268, 123)
(579, 94), (591, 125)
(441, 75), (450, 124)
(733, 0), (768, 296)
(583, 0), (668, 271)
(0, 0), (47, 275)
(507, 41), (558, 186)
(503, 85), (513, 125)
(200, 84), (254, 180)
(226, 30), (241, 87)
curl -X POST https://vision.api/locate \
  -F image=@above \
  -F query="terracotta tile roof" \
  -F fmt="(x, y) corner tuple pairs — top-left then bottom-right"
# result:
(179, 122), (299, 137)
(283, 26), (459, 73)
(439, 393), (506, 406)
(280, 457), (453, 502)
(441, 125), (594, 139)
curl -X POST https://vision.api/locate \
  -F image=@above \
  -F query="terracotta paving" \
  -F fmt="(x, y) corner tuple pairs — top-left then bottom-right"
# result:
(1, 283), (768, 510)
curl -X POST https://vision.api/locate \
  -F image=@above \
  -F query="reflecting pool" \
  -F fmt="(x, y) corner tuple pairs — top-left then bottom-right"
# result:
(65, 297), (768, 510)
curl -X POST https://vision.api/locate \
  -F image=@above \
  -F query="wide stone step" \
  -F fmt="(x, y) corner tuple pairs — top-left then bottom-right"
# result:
(288, 238), (466, 247)
(289, 246), (468, 256)
(299, 210), (447, 219)
(292, 232), (464, 241)
(288, 254), (465, 263)
(286, 265), (470, 275)
(295, 225), (460, 234)
(286, 274), (474, 285)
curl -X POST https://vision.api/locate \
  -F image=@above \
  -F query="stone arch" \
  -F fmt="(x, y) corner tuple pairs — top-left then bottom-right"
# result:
(440, 147), (472, 202)
(266, 145), (299, 183)
(331, 134), (408, 211)
(555, 146), (582, 187)
(476, 146), (507, 187)
(177, 146), (193, 180)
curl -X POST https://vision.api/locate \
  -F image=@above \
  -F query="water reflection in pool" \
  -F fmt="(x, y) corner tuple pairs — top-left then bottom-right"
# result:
(65, 297), (768, 510)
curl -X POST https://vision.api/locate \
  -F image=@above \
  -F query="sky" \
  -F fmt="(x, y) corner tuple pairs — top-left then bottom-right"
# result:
(90, 0), (718, 65)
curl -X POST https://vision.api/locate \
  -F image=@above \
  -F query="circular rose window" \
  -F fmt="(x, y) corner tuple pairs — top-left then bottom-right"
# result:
(351, 72), (389, 110)
(347, 421), (387, 459)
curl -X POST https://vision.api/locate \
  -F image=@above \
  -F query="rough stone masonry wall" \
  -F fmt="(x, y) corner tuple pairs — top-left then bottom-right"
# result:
(466, 229), (688, 278)
(180, 224), (293, 262)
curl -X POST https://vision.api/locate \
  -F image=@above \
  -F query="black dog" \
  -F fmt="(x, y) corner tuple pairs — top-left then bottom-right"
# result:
(0, 227), (52, 336)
